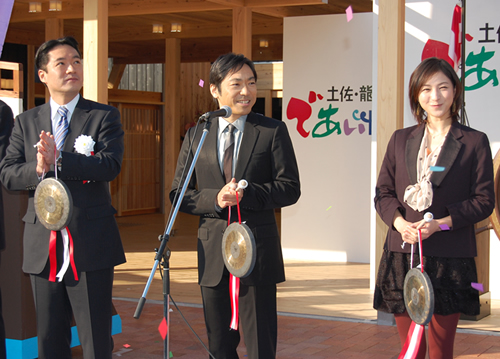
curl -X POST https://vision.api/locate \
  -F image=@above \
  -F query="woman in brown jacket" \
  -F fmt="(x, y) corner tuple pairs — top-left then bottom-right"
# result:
(374, 57), (495, 358)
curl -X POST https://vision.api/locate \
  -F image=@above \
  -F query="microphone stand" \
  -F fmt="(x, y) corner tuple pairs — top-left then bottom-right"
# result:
(134, 118), (213, 359)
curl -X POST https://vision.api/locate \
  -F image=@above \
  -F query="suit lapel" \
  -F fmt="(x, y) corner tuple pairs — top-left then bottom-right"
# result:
(63, 98), (91, 152)
(405, 125), (424, 185)
(234, 113), (260, 180)
(430, 122), (463, 187)
(36, 103), (52, 135)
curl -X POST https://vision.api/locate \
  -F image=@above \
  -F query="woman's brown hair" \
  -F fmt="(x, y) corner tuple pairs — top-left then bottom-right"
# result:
(408, 57), (463, 125)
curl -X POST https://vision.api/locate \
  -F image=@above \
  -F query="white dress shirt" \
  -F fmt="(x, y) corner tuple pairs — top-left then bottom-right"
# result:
(217, 115), (246, 177)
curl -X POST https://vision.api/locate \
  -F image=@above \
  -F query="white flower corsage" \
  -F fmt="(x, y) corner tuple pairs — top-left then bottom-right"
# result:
(74, 135), (95, 157)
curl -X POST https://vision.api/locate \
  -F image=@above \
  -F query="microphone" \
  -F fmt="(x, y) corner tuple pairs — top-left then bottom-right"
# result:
(201, 106), (232, 120)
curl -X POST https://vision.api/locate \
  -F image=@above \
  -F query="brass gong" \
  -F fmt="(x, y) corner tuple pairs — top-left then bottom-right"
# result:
(403, 268), (434, 325)
(222, 222), (256, 278)
(34, 178), (73, 231)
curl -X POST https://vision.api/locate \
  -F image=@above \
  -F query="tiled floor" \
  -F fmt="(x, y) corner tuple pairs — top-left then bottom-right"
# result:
(74, 298), (500, 358)
(106, 299), (403, 358)
(73, 213), (500, 358)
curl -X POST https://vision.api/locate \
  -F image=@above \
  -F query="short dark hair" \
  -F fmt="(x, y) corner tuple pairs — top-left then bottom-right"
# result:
(408, 57), (462, 125)
(209, 53), (257, 93)
(35, 36), (81, 72)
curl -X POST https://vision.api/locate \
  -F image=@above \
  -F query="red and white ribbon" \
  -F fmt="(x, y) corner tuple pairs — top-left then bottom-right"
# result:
(49, 227), (78, 282)
(399, 228), (427, 358)
(227, 189), (243, 330)
(229, 273), (240, 330)
(398, 321), (425, 359)
(47, 142), (78, 282)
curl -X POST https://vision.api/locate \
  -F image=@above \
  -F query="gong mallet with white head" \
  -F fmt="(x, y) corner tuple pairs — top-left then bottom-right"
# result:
(412, 212), (433, 268)
(236, 179), (248, 191)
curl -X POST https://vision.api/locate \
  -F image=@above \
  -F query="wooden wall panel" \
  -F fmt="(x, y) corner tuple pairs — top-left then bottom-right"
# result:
(118, 63), (164, 93)
(111, 103), (162, 216)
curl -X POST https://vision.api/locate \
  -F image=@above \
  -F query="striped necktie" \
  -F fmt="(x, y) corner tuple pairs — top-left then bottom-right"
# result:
(55, 106), (69, 150)
(223, 124), (235, 183)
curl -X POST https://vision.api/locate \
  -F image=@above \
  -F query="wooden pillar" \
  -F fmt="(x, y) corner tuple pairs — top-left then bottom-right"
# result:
(257, 90), (272, 118)
(375, 0), (405, 277)
(164, 38), (181, 218)
(83, 0), (109, 103)
(45, 18), (63, 41)
(264, 90), (272, 118)
(232, 7), (252, 59)
(44, 18), (64, 102)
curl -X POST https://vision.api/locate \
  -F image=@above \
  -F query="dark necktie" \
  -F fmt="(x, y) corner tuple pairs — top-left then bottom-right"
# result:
(55, 106), (69, 150)
(223, 124), (235, 183)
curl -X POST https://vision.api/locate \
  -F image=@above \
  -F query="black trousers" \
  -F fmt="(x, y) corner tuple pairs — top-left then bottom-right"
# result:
(30, 265), (114, 359)
(201, 273), (278, 359)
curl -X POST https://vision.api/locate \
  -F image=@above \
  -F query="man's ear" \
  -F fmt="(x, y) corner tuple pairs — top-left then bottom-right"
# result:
(210, 84), (218, 99)
(38, 69), (47, 84)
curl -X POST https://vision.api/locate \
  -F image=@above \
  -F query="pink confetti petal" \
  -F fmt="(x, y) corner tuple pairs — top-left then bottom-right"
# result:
(439, 224), (450, 231)
(199, 79), (204, 87)
(346, 5), (353, 22)
(471, 282), (484, 292)
(123, 344), (131, 348)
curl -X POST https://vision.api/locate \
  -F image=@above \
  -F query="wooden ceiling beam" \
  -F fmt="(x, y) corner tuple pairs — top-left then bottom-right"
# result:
(5, 27), (45, 46)
(246, 0), (327, 7)
(108, 0), (227, 17)
(110, 37), (233, 64)
(108, 18), (282, 42)
(252, 6), (305, 17)
(253, 2), (371, 18)
(109, 26), (231, 42)
(207, 0), (245, 6)
(253, 19), (283, 34)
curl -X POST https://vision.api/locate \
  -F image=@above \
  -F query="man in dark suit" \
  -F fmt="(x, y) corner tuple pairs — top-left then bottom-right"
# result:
(0, 37), (125, 359)
(171, 53), (300, 359)
(0, 99), (14, 359)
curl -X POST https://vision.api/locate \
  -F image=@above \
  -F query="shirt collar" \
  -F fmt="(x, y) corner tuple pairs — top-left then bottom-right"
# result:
(218, 114), (247, 134)
(50, 94), (80, 121)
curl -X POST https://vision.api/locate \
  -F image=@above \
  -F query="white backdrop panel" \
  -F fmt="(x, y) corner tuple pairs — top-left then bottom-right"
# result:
(282, 13), (374, 263)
